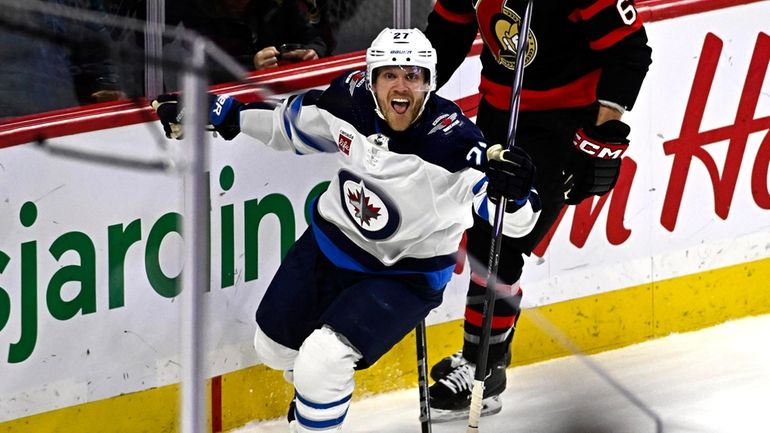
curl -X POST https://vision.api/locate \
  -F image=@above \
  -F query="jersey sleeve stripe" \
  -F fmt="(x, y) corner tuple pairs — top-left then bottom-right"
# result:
(472, 177), (486, 194)
(572, 0), (617, 21)
(589, 20), (644, 50)
(475, 195), (490, 220)
(284, 94), (338, 153)
(434, 0), (476, 24)
(282, 97), (296, 141)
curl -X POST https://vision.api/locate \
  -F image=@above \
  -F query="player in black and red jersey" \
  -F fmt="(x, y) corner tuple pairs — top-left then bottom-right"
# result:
(423, 0), (653, 420)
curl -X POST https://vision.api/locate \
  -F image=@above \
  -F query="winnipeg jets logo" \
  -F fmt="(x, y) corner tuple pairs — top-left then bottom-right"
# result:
(347, 183), (382, 226)
(429, 113), (461, 135)
(338, 170), (400, 240)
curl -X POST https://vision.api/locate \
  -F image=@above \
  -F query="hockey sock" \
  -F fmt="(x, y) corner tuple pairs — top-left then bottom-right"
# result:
(292, 326), (362, 432)
(462, 274), (522, 370)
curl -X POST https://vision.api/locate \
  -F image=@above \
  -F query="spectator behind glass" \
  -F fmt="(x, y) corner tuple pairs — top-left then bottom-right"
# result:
(166, 0), (334, 84)
(0, 0), (126, 120)
(101, 0), (147, 100)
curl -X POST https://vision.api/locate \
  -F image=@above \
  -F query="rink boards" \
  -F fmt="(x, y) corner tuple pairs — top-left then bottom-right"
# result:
(1, 0), (769, 431)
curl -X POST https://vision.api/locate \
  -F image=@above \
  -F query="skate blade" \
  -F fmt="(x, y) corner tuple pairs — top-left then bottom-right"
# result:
(428, 396), (502, 423)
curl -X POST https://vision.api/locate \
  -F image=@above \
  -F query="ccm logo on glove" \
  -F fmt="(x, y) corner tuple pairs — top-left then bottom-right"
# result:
(573, 126), (628, 160)
(561, 119), (631, 205)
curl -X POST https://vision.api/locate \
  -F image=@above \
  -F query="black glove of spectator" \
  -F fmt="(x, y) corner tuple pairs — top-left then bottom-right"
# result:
(486, 145), (536, 211)
(562, 120), (630, 205)
(151, 93), (243, 141)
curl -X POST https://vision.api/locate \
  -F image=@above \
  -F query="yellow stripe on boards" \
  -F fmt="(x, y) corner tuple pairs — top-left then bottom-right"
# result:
(0, 383), (184, 433)
(654, 258), (770, 334)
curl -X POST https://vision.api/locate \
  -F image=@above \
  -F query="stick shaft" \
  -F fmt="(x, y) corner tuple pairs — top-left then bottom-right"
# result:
(416, 320), (432, 433)
(467, 1), (534, 431)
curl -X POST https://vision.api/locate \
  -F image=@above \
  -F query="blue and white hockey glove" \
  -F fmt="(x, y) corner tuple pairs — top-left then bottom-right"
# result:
(485, 145), (535, 211)
(562, 120), (630, 205)
(151, 93), (243, 141)
(209, 94), (243, 141)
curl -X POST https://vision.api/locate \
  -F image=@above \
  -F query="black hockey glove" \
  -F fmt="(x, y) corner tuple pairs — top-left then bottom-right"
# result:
(151, 93), (243, 141)
(151, 94), (184, 139)
(486, 145), (535, 211)
(562, 120), (630, 205)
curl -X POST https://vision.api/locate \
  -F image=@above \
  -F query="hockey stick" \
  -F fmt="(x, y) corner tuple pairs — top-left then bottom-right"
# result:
(467, 0), (534, 432)
(415, 319), (433, 433)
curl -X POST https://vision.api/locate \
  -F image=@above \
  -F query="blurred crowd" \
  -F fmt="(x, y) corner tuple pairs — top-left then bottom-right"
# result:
(0, 0), (433, 121)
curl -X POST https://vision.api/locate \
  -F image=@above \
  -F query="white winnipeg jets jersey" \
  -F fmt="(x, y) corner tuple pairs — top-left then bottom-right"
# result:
(239, 70), (540, 288)
(316, 128), (482, 264)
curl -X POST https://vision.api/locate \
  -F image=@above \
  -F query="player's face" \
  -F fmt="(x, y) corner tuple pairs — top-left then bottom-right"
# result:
(373, 66), (429, 131)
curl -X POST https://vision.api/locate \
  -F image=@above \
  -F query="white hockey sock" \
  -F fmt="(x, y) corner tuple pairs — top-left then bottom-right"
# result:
(292, 326), (362, 432)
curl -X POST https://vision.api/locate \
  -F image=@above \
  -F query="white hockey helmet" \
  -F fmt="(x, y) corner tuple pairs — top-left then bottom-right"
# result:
(366, 28), (437, 91)
(365, 28), (437, 120)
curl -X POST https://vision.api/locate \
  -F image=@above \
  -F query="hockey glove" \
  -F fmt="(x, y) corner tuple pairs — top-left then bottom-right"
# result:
(208, 94), (243, 141)
(151, 93), (243, 141)
(562, 120), (630, 205)
(151, 94), (184, 139)
(486, 145), (535, 211)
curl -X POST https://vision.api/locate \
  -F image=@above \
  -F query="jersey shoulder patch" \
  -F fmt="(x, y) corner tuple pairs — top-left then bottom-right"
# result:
(342, 70), (369, 95)
(424, 98), (469, 137)
(408, 96), (488, 172)
(317, 70), (377, 135)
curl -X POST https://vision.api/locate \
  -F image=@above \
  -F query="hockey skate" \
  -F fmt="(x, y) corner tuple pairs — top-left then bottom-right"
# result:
(428, 358), (506, 422)
(429, 349), (465, 381)
(430, 348), (512, 381)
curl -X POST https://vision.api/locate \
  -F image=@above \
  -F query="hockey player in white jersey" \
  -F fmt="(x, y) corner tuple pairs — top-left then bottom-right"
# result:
(153, 28), (540, 433)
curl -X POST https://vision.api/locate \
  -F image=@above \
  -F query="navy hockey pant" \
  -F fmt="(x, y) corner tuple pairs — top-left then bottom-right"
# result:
(256, 227), (444, 369)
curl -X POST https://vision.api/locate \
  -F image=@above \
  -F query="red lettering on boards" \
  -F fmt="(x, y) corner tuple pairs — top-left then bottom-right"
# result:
(532, 158), (635, 256)
(661, 32), (770, 231)
(534, 32), (770, 256)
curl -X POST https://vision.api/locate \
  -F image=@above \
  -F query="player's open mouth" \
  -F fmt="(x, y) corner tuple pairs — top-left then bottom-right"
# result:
(391, 98), (410, 115)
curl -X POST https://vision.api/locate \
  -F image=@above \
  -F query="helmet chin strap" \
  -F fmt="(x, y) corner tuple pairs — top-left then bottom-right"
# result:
(413, 94), (431, 124)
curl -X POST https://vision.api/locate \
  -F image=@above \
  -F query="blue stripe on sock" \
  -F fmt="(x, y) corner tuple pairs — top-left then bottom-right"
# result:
(295, 408), (349, 430)
(295, 391), (352, 409)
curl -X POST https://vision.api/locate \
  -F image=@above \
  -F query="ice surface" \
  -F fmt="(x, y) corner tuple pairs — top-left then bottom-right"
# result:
(237, 314), (770, 433)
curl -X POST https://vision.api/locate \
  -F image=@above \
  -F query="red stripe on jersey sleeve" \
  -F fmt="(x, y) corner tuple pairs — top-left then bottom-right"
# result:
(590, 20), (644, 50)
(567, 9), (580, 23)
(575, 0), (617, 20)
(434, 0), (476, 24)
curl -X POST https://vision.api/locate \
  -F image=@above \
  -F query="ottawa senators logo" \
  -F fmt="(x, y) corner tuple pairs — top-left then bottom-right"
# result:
(475, 0), (537, 70)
